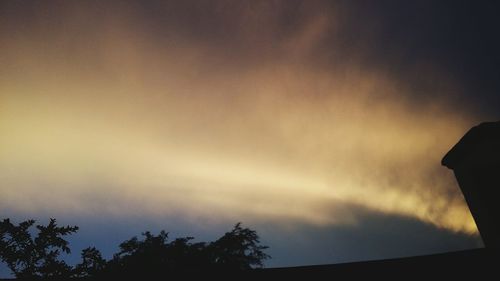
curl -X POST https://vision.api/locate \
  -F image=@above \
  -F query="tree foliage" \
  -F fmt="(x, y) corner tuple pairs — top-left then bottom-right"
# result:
(73, 247), (106, 277)
(0, 219), (270, 278)
(103, 223), (270, 277)
(209, 222), (270, 270)
(0, 218), (78, 278)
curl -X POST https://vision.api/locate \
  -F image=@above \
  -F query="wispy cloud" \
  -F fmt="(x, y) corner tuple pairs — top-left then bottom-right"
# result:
(0, 0), (482, 235)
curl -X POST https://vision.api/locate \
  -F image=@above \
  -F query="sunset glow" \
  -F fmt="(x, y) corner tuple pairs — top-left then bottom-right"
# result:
(2, 1), (492, 272)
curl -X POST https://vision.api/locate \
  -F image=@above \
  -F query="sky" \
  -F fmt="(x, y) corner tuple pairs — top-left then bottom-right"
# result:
(1, 0), (499, 276)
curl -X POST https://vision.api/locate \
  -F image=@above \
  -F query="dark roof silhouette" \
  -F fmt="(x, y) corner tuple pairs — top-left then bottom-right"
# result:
(442, 120), (500, 251)
(442, 121), (500, 169)
(255, 248), (494, 278)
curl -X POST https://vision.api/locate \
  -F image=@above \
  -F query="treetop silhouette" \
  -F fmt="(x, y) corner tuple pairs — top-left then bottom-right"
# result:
(0, 218), (78, 278)
(0, 218), (270, 278)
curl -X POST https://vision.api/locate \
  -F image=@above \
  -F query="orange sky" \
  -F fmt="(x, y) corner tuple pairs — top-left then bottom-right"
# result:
(0, 1), (486, 237)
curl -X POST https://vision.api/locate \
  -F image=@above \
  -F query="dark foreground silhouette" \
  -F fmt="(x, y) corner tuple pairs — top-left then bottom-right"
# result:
(442, 121), (500, 250)
(0, 220), (269, 278)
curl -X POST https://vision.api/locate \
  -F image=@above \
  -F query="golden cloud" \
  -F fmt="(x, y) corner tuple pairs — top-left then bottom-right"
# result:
(0, 1), (480, 234)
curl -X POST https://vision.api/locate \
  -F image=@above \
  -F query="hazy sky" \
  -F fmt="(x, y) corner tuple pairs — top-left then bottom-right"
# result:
(1, 0), (498, 275)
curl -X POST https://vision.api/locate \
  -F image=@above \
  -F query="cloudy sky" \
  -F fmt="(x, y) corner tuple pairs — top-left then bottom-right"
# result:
(1, 0), (499, 275)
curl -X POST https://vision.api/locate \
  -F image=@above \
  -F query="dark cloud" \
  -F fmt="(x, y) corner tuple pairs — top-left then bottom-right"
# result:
(259, 204), (482, 267)
(328, 1), (500, 117)
(2, 0), (498, 116)
(128, 0), (500, 115)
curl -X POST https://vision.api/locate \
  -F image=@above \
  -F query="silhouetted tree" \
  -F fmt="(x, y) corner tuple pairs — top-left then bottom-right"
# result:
(208, 222), (270, 270)
(102, 222), (270, 276)
(1, 218), (270, 278)
(104, 230), (171, 276)
(0, 218), (78, 278)
(74, 247), (106, 277)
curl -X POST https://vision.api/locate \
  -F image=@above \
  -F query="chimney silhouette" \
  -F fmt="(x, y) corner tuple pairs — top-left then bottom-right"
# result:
(442, 121), (500, 250)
